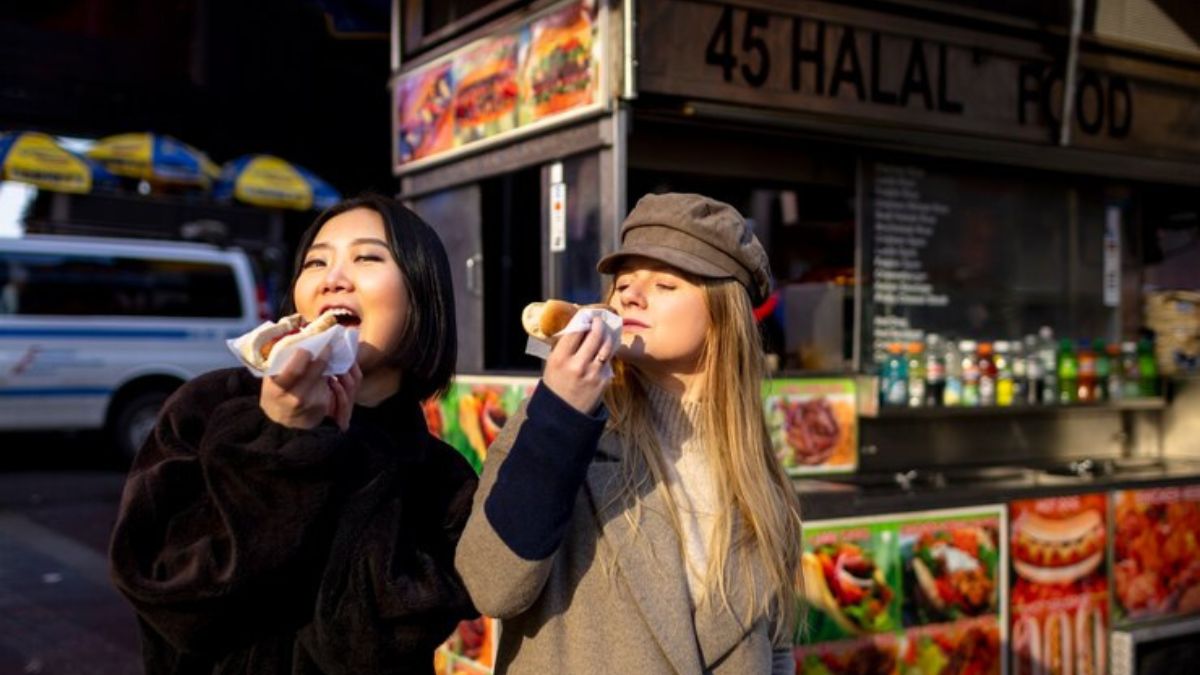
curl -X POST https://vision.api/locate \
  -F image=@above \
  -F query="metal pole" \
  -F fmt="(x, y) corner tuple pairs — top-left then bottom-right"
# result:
(1060, 0), (1084, 146)
(622, 0), (637, 100)
(390, 0), (402, 72)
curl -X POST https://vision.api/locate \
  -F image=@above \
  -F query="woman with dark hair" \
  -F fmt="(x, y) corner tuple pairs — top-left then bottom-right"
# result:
(110, 193), (477, 674)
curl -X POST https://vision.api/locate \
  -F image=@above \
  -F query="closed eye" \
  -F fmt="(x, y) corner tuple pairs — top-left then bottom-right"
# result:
(302, 258), (325, 269)
(355, 254), (384, 263)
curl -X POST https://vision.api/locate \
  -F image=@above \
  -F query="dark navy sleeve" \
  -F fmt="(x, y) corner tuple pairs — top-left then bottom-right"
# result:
(483, 382), (607, 560)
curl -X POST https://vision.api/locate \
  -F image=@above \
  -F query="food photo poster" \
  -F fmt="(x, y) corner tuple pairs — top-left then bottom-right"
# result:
(394, 0), (604, 170)
(796, 506), (1006, 675)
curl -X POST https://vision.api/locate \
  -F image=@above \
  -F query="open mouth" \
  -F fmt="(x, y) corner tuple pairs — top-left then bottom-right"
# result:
(325, 307), (362, 327)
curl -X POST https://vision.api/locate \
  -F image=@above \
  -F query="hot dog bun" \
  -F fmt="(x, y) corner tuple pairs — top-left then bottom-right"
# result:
(1013, 510), (1105, 585)
(241, 310), (339, 371)
(1044, 610), (1072, 675)
(522, 299), (581, 340)
(1074, 597), (1104, 675)
(1013, 616), (1042, 675)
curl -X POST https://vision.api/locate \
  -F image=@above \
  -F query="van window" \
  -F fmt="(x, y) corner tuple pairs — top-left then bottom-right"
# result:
(0, 251), (243, 318)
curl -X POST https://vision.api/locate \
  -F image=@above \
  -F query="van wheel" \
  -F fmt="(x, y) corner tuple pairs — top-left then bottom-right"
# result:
(111, 390), (170, 462)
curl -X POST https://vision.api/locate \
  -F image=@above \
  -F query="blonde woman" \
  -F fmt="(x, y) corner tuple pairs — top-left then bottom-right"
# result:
(456, 193), (803, 673)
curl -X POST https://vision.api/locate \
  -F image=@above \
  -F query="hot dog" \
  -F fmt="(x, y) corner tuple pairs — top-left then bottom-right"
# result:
(1012, 509), (1105, 585)
(241, 310), (340, 371)
(1074, 598), (1105, 675)
(521, 300), (610, 341)
(1044, 610), (1073, 675)
(1012, 616), (1042, 675)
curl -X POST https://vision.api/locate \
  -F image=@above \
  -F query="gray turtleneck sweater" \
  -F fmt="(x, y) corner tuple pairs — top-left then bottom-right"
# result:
(645, 382), (795, 675)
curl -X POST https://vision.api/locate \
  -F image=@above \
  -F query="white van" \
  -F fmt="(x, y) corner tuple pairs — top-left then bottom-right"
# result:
(0, 235), (262, 459)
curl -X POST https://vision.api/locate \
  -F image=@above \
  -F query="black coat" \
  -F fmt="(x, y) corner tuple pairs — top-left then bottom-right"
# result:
(109, 368), (478, 675)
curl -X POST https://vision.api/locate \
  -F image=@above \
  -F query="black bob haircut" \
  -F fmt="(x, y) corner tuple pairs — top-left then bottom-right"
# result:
(281, 193), (457, 402)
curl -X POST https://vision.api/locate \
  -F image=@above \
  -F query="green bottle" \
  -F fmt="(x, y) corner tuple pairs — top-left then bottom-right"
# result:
(1057, 339), (1078, 404)
(1138, 338), (1159, 397)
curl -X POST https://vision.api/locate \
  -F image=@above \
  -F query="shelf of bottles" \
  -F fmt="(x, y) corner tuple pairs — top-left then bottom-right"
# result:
(867, 327), (1165, 418)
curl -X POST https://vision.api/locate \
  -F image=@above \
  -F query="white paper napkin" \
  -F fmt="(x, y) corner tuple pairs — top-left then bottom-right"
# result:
(227, 322), (359, 378)
(525, 306), (623, 379)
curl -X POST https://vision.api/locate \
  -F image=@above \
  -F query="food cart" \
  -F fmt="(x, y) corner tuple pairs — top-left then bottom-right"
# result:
(391, 1), (1200, 672)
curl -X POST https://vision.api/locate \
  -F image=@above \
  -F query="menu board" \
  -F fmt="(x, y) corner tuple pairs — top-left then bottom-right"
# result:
(1009, 494), (1109, 675)
(797, 506), (1006, 674)
(862, 160), (1114, 366)
(765, 378), (858, 476)
(393, 0), (607, 172)
(1111, 483), (1200, 626)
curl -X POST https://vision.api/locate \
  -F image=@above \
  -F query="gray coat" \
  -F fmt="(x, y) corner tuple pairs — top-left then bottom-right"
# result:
(456, 391), (793, 674)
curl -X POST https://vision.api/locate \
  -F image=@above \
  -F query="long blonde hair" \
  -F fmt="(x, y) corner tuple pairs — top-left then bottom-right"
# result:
(602, 278), (804, 640)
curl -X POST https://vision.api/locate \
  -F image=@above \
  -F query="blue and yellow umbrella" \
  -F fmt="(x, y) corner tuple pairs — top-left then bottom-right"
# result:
(88, 132), (220, 188)
(0, 131), (111, 193)
(214, 154), (340, 211)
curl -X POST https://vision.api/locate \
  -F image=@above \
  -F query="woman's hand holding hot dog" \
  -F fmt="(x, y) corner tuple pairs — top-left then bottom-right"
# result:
(542, 316), (617, 414)
(261, 345), (363, 430)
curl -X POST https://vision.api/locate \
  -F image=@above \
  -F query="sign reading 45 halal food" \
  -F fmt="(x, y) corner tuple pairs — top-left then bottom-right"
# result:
(636, 0), (1152, 150)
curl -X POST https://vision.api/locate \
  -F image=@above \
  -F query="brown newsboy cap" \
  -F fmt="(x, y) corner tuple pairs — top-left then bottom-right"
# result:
(597, 193), (772, 304)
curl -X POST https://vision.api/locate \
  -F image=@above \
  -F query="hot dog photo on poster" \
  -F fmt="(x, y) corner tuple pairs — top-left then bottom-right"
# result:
(1009, 494), (1109, 675)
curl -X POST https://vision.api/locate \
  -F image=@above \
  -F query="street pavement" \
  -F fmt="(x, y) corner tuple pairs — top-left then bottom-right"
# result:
(0, 433), (141, 675)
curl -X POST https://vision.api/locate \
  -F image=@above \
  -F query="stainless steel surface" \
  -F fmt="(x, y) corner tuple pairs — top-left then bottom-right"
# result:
(853, 157), (864, 372)
(858, 407), (1128, 471)
(398, 0), (531, 66)
(1164, 376), (1200, 460)
(599, 106), (627, 263)
(798, 454), (1200, 520)
(1115, 613), (1200, 642)
(390, 0), (401, 71)
(679, 100), (1200, 187)
(407, 184), (485, 372)
(622, 0), (637, 100)
(465, 254), (483, 298)
(399, 117), (613, 196)
(860, 398), (1167, 418)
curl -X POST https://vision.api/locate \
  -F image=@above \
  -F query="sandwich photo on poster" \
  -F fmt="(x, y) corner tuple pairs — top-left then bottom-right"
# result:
(900, 516), (1001, 627)
(1009, 494), (1108, 675)
(520, 0), (597, 124)
(434, 616), (496, 675)
(798, 507), (1006, 674)
(795, 633), (900, 675)
(898, 616), (1002, 675)
(452, 36), (521, 145)
(764, 378), (858, 475)
(421, 375), (537, 474)
(396, 62), (455, 164)
(1113, 483), (1200, 624)
(801, 522), (900, 642)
